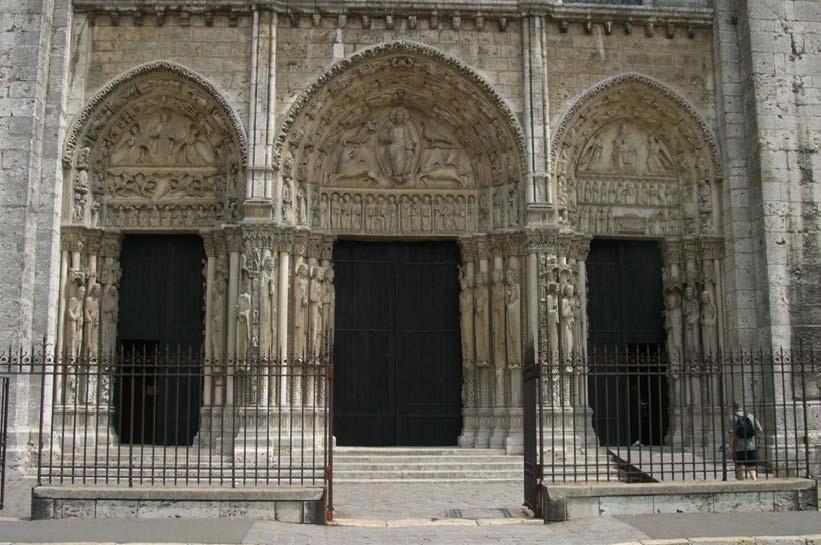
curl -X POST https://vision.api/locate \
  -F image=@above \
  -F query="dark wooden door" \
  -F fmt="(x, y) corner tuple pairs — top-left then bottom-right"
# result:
(334, 241), (462, 446)
(586, 239), (668, 446)
(116, 235), (205, 445)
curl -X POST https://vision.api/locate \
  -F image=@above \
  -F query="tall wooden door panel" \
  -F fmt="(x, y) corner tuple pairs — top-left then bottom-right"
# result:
(334, 241), (462, 446)
(587, 239), (668, 446)
(116, 235), (205, 446)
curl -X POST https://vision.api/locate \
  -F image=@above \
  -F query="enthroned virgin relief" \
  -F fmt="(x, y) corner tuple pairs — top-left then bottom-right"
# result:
(552, 76), (720, 240)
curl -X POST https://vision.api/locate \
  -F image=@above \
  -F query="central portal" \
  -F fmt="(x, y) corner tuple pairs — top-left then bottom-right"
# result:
(333, 241), (463, 446)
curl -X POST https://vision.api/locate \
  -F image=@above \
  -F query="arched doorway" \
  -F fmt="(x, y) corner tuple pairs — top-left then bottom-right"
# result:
(275, 42), (529, 447)
(59, 61), (247, 445)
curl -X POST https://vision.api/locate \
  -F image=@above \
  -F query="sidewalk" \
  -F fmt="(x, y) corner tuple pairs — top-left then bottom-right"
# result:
(0, 510), (818, 544)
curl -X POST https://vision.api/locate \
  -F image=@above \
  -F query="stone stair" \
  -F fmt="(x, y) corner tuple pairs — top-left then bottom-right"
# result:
(332, 447), (522, 483)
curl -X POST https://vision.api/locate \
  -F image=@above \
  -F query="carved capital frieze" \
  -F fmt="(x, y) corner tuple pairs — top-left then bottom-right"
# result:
(83, 229), (104, 256)
(458, 237), (478, 263)
(575, 235), (592, 262)
(660, 239), (684, 266)
(61, 226), (87, 253)
(99, 230), (122, 258)
(320, 235), (335, 261)
(223, 226), (244, 253)
(524, 228), (559, 255)
(700, 237), (724, 260)
(292, 230), (310, 257)
(557, 232), (576, 260)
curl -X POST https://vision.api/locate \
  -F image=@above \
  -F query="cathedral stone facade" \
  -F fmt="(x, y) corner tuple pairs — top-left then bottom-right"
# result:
(0, 0), (819, 469)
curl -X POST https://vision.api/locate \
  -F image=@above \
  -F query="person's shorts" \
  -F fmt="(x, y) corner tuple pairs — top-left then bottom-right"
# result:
(734, 449), (757, 466)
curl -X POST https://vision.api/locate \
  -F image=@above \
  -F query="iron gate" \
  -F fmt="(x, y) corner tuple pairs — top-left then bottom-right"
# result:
(522, 343), (541, 515)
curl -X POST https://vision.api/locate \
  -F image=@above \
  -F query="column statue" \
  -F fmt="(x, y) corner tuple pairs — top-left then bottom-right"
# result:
(458, 269), (474, 363)
(211, 280), (226, 361)
(664, 289), (684, 362)
(322, 269), (335, 347)
(293, 263), (309, 359)
(67, 286), (85, 360)
(683, 285), (700, 359)
(309, 267), (324, 357)
(473, 272), (490, 367)
(700, 290), (717, 356)
(259, 256), (276, 357)
(236, 292), (251, 361)
(505, 270), (521, 367)
(546, 282), (560, 364)
(491, 269), (506, 405)
(83, 283), (101, 359)
(560, 283), (576, 361)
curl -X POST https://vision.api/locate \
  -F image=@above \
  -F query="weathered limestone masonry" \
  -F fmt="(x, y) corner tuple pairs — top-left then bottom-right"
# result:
(0, 0), (818, 474)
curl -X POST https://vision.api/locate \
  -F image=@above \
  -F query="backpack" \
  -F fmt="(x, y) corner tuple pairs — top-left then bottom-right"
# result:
(734, 413), (755, 439)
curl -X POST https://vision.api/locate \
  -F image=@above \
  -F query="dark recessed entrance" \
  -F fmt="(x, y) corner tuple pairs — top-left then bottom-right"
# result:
(333, 241), (463, 446)
(587, 239), (669, 446)
(115, 235), (205, 445)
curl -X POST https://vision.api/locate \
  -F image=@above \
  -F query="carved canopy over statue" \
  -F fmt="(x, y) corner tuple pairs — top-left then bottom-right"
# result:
(63, 61), (248, 231)
(551, 73), (722, 239)
(275, 41), (527, 236)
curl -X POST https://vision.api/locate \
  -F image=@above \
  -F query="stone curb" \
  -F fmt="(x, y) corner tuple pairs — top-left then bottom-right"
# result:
(609, 535), (821, 545)
(331, 517), (543, 527)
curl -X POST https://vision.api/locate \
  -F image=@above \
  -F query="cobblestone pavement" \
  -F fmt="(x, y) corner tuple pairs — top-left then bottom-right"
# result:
(332, 482), (527, 521)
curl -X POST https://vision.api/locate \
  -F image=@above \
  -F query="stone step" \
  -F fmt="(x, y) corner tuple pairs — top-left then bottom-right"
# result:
(334, 447), (507, 456)
(332, 455), (517, 463)
(332, 469), (523, 480)
(333, 462), (522, 471)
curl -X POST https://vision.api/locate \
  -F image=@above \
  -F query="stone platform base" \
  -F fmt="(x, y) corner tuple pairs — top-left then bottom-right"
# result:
(32, 485), (326, 524)
(543, 478), (818, 522)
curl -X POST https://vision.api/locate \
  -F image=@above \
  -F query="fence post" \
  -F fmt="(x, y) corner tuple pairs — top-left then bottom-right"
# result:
(36, 335), (48, 486)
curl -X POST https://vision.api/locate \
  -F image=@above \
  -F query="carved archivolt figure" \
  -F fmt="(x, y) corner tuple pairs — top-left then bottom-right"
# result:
(507, 185), (519, 226)
(293, 264), (310, 359)
(282, 179), (293, 223)
(683, 285), (701, 358)
(83, 283), (101, 359)
(211, 280), (226, 360)
(309, 267), (325, 357)
(236, 292), (252, 361)
(700, 290), (717, 356)
(458, 269), (474, 364)
(505, 270), (521, 367)
(67, 286), (86, 360)
(259, 256), (276, 357)
(560, 283), (576, 360)
(296, 183), (307, 224)
(473, 272), (490, 367)
(322, 269), (336, 346)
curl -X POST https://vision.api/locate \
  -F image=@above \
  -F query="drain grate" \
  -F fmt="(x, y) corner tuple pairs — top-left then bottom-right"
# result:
(445, 508), (514, 520)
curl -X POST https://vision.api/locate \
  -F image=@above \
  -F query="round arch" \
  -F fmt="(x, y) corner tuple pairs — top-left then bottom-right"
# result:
(63, 61), (248, 230)
(274, 41), (528, 235)
(550, 73), (722, 239)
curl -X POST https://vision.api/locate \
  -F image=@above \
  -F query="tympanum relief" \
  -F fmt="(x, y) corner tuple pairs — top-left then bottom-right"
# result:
(67, 69), (245, 231)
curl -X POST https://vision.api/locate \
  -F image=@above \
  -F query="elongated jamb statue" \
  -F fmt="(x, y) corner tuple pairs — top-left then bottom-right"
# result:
(322, 269), (335, 347)
(84, 283), (101, 360)
(210, 280), (226, 361)
(560, 282), (576, 361)
(473, 272), (490, 367)
(236, 292), (252, 361)
(458, 269), (474, 364)
(293, 263), (310, 359)
(259, 256), (276, 357)
(67, 286), (86, 361)
(505, 269), (521, 367)
(683, 285), (701, 359)
(309, 267), (324, 357)
(701, 289), (717, 357)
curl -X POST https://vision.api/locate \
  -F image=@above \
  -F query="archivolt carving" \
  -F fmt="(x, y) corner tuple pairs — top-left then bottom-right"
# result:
(276, 41), (526, 236)
(63, 61), (247, 230)
(551, 73), (721, 238)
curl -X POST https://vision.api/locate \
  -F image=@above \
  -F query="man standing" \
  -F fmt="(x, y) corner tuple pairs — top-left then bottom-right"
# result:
(728, 400), (764, 480)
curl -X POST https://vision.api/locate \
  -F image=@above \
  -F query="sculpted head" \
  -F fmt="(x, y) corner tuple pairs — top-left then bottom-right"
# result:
(325, 269), (334, 283)
(475, 272), (487, 287)
(563, 283), (575, 298)
(505, 269), (517, 285)
(685, 285), (695, 299)
(390, 106), (410, 124)
(298, 263), (309, 277)
(312, 267), (324, 281)
(491, 269), (504, 283)
(263, 256), (275, 272)
(701, 290), (711, 305)
(76, 286), (86, 299)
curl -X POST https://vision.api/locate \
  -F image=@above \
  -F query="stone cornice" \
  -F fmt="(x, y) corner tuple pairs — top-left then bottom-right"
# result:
(72, 1), (714, 28)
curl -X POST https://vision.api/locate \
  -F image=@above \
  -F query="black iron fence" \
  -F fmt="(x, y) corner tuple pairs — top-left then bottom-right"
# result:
(0, 346), (332, 503)
(0, 376), (9, 509)
(536, 346), (817, 483)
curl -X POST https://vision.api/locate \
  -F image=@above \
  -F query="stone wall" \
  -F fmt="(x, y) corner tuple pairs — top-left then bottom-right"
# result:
(735, 0), (821, 348)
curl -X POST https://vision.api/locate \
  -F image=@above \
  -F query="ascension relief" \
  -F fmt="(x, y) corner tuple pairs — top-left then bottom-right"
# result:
(67, 67), (245, 232)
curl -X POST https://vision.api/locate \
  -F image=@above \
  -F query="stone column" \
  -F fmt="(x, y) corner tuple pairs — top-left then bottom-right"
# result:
(201, 230), (217, 405)
(277, 246), (291, 403)
(226, 229), (243, 406)
(457, 238), (478, 448)
(490, 244), (508, 449)
(504, 234), (525, 454)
